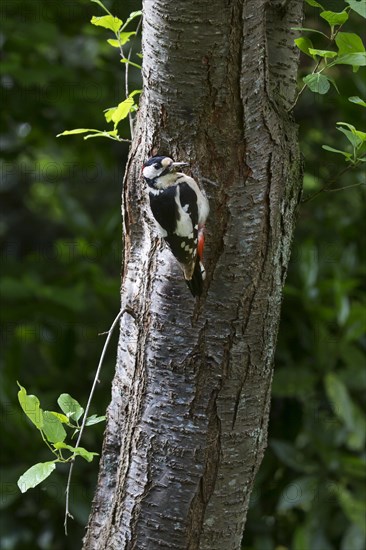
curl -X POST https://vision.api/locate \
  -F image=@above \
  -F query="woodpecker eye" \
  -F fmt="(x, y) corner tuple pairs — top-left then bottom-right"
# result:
(154, 163), (160, 170)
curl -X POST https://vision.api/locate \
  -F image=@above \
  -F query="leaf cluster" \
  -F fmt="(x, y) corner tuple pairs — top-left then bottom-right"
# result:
(17, 384), (104, 493)
(294, 0), (366, 96)
(58, 1), (142, 142)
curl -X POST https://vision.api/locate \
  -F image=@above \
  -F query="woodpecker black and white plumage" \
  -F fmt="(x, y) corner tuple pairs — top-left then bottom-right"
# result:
(142, 156), (209, 297)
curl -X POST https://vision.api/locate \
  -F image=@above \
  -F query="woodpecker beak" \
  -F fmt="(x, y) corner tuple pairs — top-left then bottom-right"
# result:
(171, 161), (189, 170)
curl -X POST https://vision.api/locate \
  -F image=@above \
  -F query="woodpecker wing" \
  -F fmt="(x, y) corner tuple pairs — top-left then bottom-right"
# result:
(149, 181), (199, 279)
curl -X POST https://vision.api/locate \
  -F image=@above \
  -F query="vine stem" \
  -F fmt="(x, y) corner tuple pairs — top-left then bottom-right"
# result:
(64, 307), (130, 535)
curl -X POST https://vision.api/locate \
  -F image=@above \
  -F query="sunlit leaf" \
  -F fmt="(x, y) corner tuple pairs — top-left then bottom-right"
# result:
(17, 383), (44, 430)
(47, 411), (70, 424)
(17, 462), (56, 493)
(107, 32), (135, 48)
(54, 442), (98, 462)
(123, 10), (142, 29)
(57, 128), (103, 137)
(90, 15), (122, 34)
(111, 97), (134, 126)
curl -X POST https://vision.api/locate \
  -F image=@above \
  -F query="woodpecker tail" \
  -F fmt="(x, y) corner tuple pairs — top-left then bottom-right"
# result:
(185, 228), (206, 297)
(185, 257), (206, 297)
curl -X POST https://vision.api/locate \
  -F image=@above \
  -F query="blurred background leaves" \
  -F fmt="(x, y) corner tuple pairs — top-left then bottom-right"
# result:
(0, 1), (365, 549)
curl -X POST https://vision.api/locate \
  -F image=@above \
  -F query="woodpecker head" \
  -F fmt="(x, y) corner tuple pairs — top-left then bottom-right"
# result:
(142, 156), (189, 189)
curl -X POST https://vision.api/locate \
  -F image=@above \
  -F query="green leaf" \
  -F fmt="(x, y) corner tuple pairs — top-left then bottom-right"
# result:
(325, 373), (366, 450)
(83, 130), (122, 141)
(90, 15), (122, 34)
(337, 486), (366, 534)
(122, 10), (142, 29)
(53, 442), (98, 462)
(345, 0), (366, 18)
(120, 58), (142, 70)
(104, 107), (116, 123)
(107, 39), (120, 48)
(17, 462), (56, 493)
(337, 122), (366, 145)
(303, 73), (330, 94)
(305, 0), (324, 8)
(308, 48), (337, 58)
(42, 411), (67, 443)
(47, 411), (70, 424)
(322, 145), (352, 159)
(17, 383), (44, 430)
(57, 128), (103, 137)
(336, 127), (363, 148)
(333, 52), (366, 66)
(57, 394), (84, 422)
(129, 89), (142, 98)
(107, 32), (135, 48)
(119, 32), (136, 45)
(349, 95), (366, 107)
(85, 414), (106, 426)
(320, 10), (349, 26)
(295, 37), (315, 57)
(336, 32), (365, 55)
(111, 97), (135, 126)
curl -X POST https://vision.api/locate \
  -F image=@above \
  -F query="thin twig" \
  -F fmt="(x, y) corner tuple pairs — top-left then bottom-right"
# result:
(301, 163), (361, 203)
(64, 307), (127, 535)
(326, 182), (366, 193)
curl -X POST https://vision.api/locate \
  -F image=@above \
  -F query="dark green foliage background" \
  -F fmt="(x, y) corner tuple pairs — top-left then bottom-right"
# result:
(0, 1), (364, 549)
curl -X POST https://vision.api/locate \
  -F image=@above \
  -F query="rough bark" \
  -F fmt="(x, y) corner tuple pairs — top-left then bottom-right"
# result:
(83, 0), (303, 548)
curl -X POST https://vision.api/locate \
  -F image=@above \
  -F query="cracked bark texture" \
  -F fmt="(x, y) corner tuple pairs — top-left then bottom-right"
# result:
(83, 0), (303, 548)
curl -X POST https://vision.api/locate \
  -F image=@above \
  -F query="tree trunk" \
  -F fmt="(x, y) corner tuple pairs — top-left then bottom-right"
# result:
(83, 0), (303, 548)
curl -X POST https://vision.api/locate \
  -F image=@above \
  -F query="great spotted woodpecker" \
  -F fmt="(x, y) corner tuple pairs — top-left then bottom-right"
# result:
(142, 156), (209, 297)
